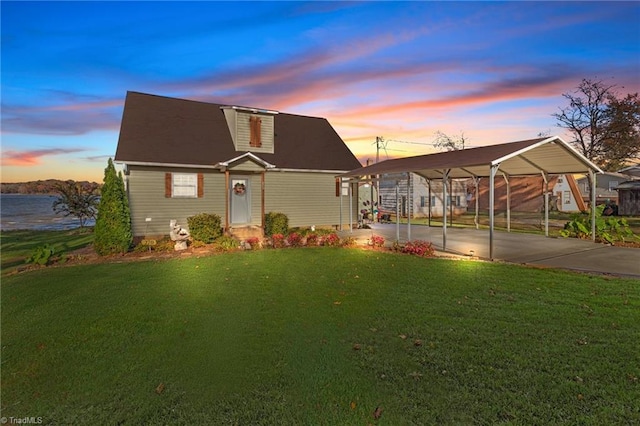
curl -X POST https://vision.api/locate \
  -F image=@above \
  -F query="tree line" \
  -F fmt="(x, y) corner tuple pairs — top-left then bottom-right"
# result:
(1, 180), (101, 195)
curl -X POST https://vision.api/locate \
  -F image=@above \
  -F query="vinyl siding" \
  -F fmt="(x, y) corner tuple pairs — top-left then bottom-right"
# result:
(126, 165), (226, 236)
(264, 171), (355, 228)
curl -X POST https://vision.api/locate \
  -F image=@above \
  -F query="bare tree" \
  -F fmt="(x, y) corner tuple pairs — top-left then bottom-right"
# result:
(52, 180), (99, 228)
(553, 78), (640, 171)
(433, 131), (468, 151)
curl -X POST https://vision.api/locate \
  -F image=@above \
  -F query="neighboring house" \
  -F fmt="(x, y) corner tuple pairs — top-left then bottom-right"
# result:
(114, 92), (362, 238)
(616, 181), (640, 216)
(378, 173), (468, 218)
(617, 164), (640, 179)
(576, 171), (640, 206)
(469, 174), (583, 213)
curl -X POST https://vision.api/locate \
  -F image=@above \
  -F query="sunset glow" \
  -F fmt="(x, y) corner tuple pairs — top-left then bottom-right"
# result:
(2, 1), (639, 182)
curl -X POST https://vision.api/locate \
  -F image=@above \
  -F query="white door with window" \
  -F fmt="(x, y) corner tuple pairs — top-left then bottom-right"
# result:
(230, 178), (250, 224)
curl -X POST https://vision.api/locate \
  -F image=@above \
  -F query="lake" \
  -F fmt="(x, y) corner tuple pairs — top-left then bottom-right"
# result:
(0, 194), (95, 231)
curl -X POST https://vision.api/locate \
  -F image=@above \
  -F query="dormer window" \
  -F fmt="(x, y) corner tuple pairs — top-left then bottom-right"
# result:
(221, 106), (277, 154)
(250, 116), (262, 148)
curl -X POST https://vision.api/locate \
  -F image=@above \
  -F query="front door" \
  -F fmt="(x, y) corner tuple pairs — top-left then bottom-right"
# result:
(230, 177), (250, 224)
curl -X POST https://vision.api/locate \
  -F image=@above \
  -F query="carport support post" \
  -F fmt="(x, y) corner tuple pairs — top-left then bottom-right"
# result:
(474, 177), (480, 230)
(489, 165), (498, 260)
(502, 173), (511, 232)
(427, 179), (432, 227)
(407, 173), (411, 241)
(443, 169), (449, 253)
(590, 170), (597, 241)
(395, 182), (400, 242)
(349, 181), (353, 233)
(542, 172), (549, 237)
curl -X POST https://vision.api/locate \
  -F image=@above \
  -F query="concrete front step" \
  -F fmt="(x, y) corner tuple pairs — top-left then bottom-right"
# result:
(228, 226), (264, 241)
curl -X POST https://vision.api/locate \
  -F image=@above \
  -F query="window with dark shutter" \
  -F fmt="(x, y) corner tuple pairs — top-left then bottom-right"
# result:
(165, 173), (172, 197)
(250, 116), (262, 147)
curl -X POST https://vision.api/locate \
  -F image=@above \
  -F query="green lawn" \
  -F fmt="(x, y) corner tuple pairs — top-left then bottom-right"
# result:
(1, 229), (94, 276)
(1, 247), (638, 424)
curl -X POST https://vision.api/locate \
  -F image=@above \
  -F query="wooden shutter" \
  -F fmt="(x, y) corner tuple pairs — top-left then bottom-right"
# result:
(165, 173), (172, 197)
(335, 178), (340, 197)
(197, 173), (204, 198)
(250, 116), (262, 147)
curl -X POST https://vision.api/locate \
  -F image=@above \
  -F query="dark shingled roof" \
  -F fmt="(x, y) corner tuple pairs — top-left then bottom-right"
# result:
(341, 137), (602, 179)
(115, 91), (362, 171)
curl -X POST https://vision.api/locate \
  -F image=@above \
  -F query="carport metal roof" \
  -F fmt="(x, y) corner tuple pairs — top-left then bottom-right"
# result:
(340, 136), (603, 259)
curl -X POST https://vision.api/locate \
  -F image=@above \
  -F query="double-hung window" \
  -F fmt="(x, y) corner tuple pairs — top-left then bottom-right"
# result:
(165, 173), (204, 198)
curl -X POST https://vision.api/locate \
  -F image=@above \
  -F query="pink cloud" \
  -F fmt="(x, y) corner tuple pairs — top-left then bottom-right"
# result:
(1, 148), (86, 166)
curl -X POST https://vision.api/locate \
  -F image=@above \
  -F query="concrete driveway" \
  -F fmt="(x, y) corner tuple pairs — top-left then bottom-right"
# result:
(340, 223), (640, 278)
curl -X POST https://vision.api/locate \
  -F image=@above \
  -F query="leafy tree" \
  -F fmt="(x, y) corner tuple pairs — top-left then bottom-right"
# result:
(553, 78), (640, 171)
(52, 180), (99, 228)
(94, 158), (132, 255)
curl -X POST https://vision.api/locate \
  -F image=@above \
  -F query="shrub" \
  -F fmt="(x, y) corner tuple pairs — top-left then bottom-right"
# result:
(187, 213), (222, 243)
(265, 212), (289, 236)
(214, 235), (239, 251)
(321, 233), (341, 247)
(306, 233), (319, 246)
(402, 240), (435, 257)
(245, 237), (261, 250)
(561, 204), (636, 244)
(94, 158), (132, 255)
(270, 233), (286, 248)
(342, 237), (358, 247)
(26, 244), (55, 266)
(286, 232), (303, 247)
(370, 235), (385, 248)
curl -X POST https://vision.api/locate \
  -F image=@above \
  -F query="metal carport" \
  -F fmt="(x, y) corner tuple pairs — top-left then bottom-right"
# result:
(340, 136), (603, 260)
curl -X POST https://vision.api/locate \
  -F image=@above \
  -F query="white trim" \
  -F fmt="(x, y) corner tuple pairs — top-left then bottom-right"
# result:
(220, 105), (279, 115)
(491, 136), (603, 173)
(216, 152), (276, 169)
(115, 160), (219, 169)
(271, 168), (352, 174)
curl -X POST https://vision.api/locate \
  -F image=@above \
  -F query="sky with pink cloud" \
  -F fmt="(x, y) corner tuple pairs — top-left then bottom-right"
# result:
(2, 1), (639, 182)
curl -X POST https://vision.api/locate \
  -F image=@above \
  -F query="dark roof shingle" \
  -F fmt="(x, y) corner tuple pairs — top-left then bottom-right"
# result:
(115, 91), (362, 171)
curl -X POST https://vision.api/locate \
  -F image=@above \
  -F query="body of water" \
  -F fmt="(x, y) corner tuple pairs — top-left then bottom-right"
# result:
(0, 194), (95, 231)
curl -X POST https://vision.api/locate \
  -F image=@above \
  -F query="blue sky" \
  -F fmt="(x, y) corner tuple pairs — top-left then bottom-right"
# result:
(2, 1), (639, 182)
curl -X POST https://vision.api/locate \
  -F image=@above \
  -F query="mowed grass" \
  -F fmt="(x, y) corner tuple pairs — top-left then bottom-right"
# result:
(1, 248), (639, 424)
(1, 229), (94, 276)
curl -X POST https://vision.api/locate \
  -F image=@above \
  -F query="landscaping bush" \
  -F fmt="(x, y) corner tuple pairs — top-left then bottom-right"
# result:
(401, 240), (435, 257)
(305, 233), (319, 246)
(245, 237), (262, 250)
(286, 232), (303, 247)
(270, 233), (286, 248)
(264, 212), (288, 236)
(213, 235), (239, 252)
(321, 233), (341, 247)
(187, 213), (222, 243)
(26, 244), (55, 266)
(370, 235), (385, 248)
(560, 204), (637, 244)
